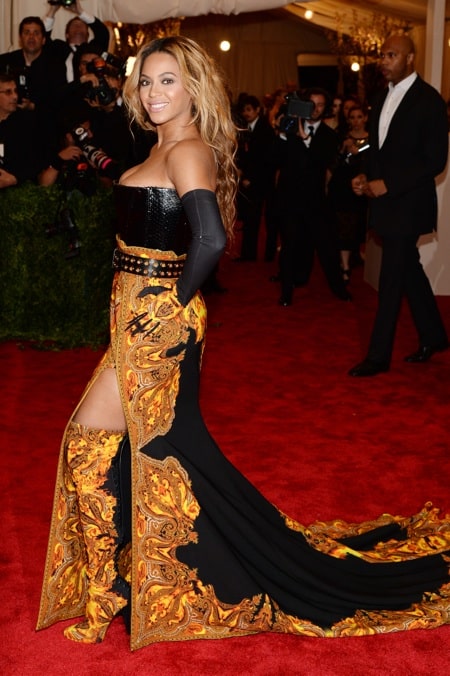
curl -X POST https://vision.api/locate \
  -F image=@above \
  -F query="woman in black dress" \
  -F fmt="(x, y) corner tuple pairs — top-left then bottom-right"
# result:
(37, 37), (450, 651)
(328, 104), (370, 282)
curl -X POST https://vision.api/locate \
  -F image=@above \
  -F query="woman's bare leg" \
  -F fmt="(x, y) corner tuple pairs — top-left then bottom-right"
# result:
(73, 367), (127, 431)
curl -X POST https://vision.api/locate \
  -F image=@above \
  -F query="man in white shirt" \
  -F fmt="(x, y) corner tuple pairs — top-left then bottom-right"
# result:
(349, 35), (448, 376)
(44, 0), (110, 83)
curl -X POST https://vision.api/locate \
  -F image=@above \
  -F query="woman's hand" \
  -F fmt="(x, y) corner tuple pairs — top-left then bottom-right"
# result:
(150, 287), (183, 321)
(342, 138), (358, 155)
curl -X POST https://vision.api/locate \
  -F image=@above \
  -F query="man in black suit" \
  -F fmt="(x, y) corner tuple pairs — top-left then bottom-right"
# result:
(44, 0), (110, 83)
(275, 87), (350, 305)
(236, 95), (276, 261)
(349, 35), (449, 377)
(0, 16), (66, 118)
(0, 73), (44, 188)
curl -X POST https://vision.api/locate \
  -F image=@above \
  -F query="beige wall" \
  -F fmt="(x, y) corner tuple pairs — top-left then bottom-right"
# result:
(181, 13), (330, 102)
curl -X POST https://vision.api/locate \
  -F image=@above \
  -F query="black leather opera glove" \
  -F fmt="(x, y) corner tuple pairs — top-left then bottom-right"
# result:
(175, 188), (227, 306)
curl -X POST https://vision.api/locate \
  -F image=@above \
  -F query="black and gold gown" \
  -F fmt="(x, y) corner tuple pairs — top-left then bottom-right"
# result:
(38, 185), (450, 651)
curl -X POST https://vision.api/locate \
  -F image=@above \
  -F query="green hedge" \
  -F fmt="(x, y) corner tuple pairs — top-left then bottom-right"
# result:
(0, 183), (116, 348)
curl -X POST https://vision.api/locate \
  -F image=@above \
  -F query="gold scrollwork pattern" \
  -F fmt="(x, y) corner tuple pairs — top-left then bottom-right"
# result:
(131, 455), (450, 649)
(131, 453), (306, 649)
(37, 424), (125, 629)
(285, 503), (450, 564)
(111, 258), (206, 452)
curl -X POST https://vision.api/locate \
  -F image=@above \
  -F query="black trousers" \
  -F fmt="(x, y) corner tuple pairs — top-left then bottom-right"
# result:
(238, 189), (264, 261)
(367, 234), (448, 364)
(279, 208), (345, 297)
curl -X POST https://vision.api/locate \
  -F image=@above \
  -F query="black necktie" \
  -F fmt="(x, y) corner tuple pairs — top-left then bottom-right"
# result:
(308, 125), (315, 138)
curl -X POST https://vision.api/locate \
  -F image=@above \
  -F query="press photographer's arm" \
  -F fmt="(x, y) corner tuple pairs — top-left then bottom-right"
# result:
(0, 167), (18, 188)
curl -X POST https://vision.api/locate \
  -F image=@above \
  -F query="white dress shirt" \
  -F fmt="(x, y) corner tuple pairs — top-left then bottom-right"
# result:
(43, 12), (96, 83)
(302, 120), (320, 147)
(378, 71), (417, 147)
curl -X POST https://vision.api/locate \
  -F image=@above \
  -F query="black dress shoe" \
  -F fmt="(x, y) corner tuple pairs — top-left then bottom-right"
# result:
(278, 295), (292, 307)
(332, 288), (352, 301)
(348, 359), (389, 377)
(404, 343), (449, 363)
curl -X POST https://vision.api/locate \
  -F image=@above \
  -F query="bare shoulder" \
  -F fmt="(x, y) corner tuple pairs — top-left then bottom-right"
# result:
(166, 138), (216, 196)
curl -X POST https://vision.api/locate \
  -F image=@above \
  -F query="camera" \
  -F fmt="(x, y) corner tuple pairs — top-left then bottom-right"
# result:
(286, 93), (315, 119)
(85, 57), (118, 106)
(100, 52), (126, 78)
(45, 206), (81, 259)
(48, 1), (76, 7)
(72, 125), (118, 178)
(63, 158), (97, 196)
(278, 92), (315, 135)
(17, 71), (30, 102)
(5, 66), (30, 103)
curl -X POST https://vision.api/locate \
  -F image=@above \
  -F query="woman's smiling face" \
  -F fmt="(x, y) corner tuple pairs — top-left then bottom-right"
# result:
(138, 51), (192, 126)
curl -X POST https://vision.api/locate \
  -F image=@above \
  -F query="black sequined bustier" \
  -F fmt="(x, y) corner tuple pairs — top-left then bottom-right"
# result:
(113, 184), (191, 254)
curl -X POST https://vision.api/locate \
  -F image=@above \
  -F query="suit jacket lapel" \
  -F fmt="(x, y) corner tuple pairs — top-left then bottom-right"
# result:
(379, 77), (422, 148)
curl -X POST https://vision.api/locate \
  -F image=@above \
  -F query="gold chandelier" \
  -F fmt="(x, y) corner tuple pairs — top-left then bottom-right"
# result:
(112, 18), (183, 60)
(328, 10), (412, 62)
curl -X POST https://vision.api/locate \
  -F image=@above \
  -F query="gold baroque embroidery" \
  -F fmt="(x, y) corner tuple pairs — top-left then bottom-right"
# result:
(65, 425), (123, 588)
(37, 424), (87, 628)
(114, 273), (206, 449)
(130, 454), (450, 649)
(131, 453), (304, 649)
(284, 504), (450, 563)
(37, 424), (124, 629)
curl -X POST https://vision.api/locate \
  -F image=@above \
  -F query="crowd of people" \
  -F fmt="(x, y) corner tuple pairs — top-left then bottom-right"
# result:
(0, 2), (155, 195)
(0, 3), (370, 287)
(233, 83), (373, 305)
(1, 4), (369, 309)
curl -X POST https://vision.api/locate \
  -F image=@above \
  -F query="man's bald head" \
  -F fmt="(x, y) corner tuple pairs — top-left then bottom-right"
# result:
(380, 35), (415, 85)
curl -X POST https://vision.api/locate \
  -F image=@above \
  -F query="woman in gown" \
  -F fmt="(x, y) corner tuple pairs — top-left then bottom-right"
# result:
(37, 36), (450, 652)
(328, 104), (369, 282)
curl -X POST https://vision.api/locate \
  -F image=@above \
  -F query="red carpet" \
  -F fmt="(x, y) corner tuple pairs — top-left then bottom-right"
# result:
(2, 247), (450, 675)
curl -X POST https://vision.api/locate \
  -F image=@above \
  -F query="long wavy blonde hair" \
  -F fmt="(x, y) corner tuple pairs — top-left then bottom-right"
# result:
(123, 35), (238, 237)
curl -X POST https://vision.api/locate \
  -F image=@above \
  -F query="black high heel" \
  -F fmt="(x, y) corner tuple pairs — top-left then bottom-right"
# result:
(341, 268), (351, 284)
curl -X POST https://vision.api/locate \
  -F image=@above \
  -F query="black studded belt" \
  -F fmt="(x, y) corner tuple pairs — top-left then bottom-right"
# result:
(112, 249), (184, 277)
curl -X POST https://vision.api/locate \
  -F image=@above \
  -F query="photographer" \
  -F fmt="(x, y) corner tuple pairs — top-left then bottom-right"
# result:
(90, 65), (148, 176)
(0, 16), (66, 122)
(59, 43), (105, 117)
(39, 111), (119, 192)
(235, 94), (276, 261)
(60, 46), (149, 179)
(0, 73), (47, 188)
(274, 87), (349, 305)
(44, 0), (110, 83)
